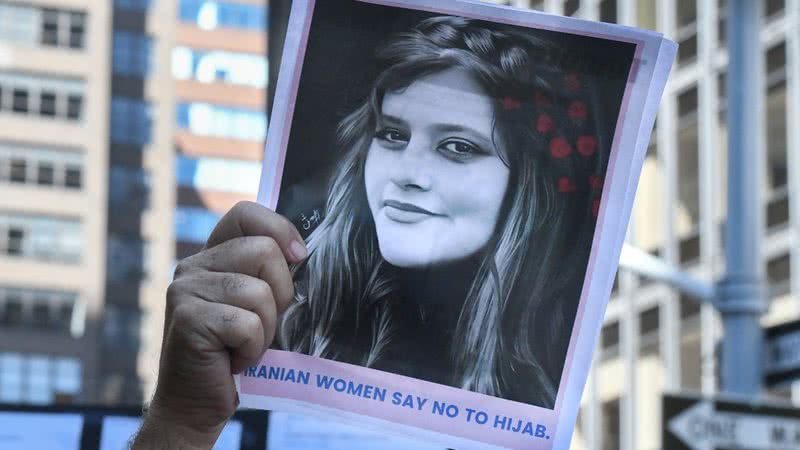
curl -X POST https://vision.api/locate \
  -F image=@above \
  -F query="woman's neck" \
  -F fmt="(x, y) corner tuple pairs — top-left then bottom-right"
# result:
(394, 256), (482, 330)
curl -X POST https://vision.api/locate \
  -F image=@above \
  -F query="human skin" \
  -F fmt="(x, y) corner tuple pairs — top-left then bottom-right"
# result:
(131, 202), (306, 449)
(365, 68), (511, 268)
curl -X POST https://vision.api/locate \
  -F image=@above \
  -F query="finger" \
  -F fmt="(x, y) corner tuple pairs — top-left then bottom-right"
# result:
(177, 236), (295, 312)
(173, 272), (278, 350)
(205, 201), (308, 263)
(172, 300), (265, 374)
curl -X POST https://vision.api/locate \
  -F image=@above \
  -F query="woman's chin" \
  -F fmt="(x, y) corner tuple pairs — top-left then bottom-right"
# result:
(379, 248), (434, 268)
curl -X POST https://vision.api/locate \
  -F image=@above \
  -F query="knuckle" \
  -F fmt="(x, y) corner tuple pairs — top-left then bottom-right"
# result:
(172, 259), (192, 279)
(255, 280), (274, 304)
(171, 302), (198, 328)
(240, 311), (262, 335)
(231, 200), (255, 217)
(221, 273), (246, 297)
(166, 279), (188, 311)
(253, 236), (281, 260)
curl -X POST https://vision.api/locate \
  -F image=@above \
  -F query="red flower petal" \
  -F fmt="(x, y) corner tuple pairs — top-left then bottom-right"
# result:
(501, 96), (522, 110)
(568, 101), (588, 120)
(557, 176), (577, 193)
(536, 113), (555, 134)
(577, 135), (598, 156)
(589, 175), (603, 190)
(549, 137), (572, 158)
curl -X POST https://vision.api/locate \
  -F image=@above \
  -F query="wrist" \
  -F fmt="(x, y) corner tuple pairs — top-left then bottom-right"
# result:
(132, 401), (225, 450)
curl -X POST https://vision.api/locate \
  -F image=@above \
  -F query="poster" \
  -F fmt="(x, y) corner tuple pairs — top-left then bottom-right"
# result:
(238, 1), (676, 449)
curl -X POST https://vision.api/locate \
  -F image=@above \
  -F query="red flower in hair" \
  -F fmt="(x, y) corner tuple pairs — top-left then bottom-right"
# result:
(577, 135), (598, 156)
(536, 113), (555, 134)
(568, 101), (588, 120)
(589, 175), (603, 190)
(592, 199), (601, 218)
(534, 89), (552, 107)
(557, 177), (577, 193)
(549, 137), (572, 158)
(565, 73), (582, 91)
(501, 96), (522, 110)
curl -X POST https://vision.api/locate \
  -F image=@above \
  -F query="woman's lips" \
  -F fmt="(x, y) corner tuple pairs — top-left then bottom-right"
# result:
(382, 199), (444, 223)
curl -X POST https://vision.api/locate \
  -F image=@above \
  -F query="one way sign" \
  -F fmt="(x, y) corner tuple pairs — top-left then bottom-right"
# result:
(663, 394), (800, 450)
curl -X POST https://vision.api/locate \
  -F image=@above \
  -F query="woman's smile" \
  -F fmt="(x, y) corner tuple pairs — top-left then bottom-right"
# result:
(382, 199), (446, 223)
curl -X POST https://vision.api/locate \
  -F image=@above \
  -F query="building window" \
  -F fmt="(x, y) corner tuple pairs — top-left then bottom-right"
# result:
(600, 321), (620, 360)
(175, 207), (222, 244)
(564, 0), (579, 16)
(103, 307), (141, 351)
(7, 228), (24, 255)
(111, 97), (152, 146)
(40, 9), (59, 46)
(106, 236), (149, 282)
(0, 142), (84, 190)
(109, 166), (151, 208)
(114, 0), (152, 11)
(39, 91), (56, 117)
(0, 286), (77, 333)
(0, 213), (82, 264)
(639, 306), (660, 352)
(0, 352), (81, 405)
(172, 47), (267, 88)
(39, 8), (86, 49)
(37, 162), (54, 186)
(64, 165), (82, 189)
(602, 399), (620, 450)
(12, 89), (28, 113)
(179, 0), (267, 31)
(0, 3), (40, 47)
(112, 31), (153, 77)
(176, 102), (266, 141)
(767, 253), (791, 299)
(66, 94), (82, 120)
(68, 12), (85, 49)
(9, 159), (27, 183)
(0, 72), (85, 121)
(600, 0), (617, 23)
(764, 0), (784, 18)
(175, 154), (260, 194)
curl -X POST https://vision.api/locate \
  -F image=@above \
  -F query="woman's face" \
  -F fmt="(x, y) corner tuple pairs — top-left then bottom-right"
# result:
(364, 68), (511, 268)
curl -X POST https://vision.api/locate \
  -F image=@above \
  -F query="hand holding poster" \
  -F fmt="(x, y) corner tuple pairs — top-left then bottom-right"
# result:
(238, 1), (676, 449)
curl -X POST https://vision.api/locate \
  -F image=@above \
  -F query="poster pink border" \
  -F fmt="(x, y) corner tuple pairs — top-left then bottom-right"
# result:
(248, 1), (676, 449)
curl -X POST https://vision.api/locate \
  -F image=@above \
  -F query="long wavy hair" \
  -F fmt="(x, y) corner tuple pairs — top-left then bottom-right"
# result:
(280, 16), (605, 408)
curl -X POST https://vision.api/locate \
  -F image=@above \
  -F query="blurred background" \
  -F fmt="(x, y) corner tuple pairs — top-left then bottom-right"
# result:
(0, 0), (797, 449)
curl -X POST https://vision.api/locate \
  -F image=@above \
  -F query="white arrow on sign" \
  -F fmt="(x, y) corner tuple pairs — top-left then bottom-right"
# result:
(668, 401), (800, 450)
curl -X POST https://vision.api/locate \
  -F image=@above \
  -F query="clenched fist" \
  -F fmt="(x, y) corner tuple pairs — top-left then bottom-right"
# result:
(132, 202), (306, 449)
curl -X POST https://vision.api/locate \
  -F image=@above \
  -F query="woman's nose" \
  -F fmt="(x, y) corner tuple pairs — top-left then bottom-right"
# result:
(389, 137), (433, 191)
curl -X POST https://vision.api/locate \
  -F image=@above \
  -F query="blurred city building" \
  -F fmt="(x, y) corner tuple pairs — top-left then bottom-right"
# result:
(520, 1), (797, 450)
(1, 0), (267, 406)
(0, 0), (109, 405)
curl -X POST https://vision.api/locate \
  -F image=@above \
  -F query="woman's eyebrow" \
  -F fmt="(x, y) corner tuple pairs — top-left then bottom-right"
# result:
(377, 113), (408, 127)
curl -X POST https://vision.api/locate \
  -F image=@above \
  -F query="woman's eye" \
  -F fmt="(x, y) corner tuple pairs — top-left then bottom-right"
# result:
(437, 139), (485, 160)
(375, 128), (408, 145)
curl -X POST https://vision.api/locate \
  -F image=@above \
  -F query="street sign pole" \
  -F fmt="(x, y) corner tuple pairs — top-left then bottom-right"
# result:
(718, 0), (765, 397)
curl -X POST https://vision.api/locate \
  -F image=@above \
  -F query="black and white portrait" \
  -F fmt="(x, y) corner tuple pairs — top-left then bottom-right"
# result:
(271, 0), (636, 409)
